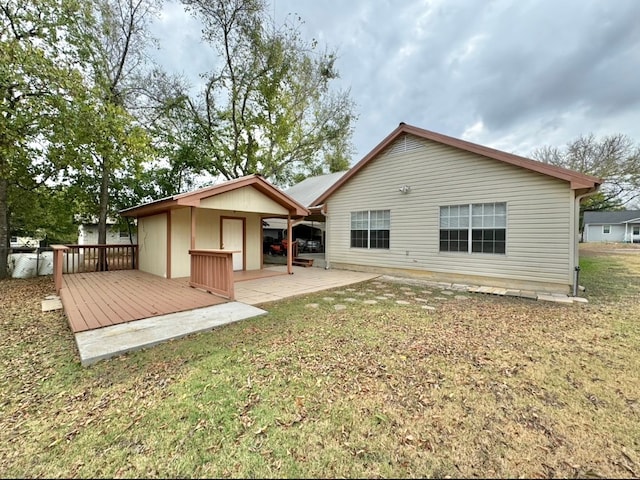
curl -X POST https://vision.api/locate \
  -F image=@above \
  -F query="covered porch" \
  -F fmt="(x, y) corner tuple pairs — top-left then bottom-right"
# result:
(119, 175), (310, 293)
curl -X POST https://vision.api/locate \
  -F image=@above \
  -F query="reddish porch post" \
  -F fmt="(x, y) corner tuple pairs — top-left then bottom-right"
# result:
(166, 210), (172, 279)
(190, 206), (196, 250)
(52, 245), (68, 294)
(287, 214), (293, 274)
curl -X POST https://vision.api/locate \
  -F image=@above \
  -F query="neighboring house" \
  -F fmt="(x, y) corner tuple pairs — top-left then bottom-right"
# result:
(583, 210), (640, 243)
(310, 122), (602, 294)
(77, 219), (137, 245)
(120, 175), (308, 277)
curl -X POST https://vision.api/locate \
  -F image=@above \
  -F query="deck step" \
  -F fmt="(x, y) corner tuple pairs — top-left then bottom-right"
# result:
(292, 257), (314, 267)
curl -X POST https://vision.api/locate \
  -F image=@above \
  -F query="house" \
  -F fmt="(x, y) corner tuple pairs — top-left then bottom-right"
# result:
(309, 123), (602, 294)
(119, 175), (308, 280)
(583, 210), (640, 243)
(77, 218), (137, 245)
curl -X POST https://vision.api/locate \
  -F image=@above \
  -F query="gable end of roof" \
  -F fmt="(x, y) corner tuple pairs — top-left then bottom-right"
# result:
(312, 123), (603, 206)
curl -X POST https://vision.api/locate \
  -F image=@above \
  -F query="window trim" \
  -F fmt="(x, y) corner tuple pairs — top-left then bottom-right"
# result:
(439, 202), (507, 255)
(603, 225), (611, 234)
(633, 225), (640, 235)
(350, 210), (390, 249)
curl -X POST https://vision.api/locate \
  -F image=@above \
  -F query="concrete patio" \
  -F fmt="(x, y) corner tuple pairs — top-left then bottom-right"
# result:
(234, 265), (378, 304)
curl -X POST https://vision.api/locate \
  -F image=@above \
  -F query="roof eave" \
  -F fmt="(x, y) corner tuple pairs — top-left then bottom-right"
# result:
(119, 198), (178, 218)
(312, 123), (604, 205)
(120, 174), (309, 218)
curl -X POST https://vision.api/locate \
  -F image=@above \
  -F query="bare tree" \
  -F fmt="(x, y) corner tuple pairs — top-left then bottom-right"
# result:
(533, 133), (640, 210)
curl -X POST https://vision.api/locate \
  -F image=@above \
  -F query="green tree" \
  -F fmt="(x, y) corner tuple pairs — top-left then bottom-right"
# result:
(8, 185), (78, 243)
(74, 0), (159, 268)
(178, 0), (356, 186)
(0, 0), (90, 279)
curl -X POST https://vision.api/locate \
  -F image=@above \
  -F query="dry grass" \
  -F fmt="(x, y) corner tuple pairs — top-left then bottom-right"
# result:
(1, 245), (639, 478)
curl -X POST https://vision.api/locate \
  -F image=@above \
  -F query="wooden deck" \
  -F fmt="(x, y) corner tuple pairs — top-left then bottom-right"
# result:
(59, 268), (288, 333)
(60, 270), (227, 333)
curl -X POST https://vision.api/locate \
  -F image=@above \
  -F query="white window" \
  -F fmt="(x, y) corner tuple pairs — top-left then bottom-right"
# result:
(633, 226), (639, 235)
(440, 202), (506, 254)
(350, 210), (390, 249)
(603, 225), (611, 234)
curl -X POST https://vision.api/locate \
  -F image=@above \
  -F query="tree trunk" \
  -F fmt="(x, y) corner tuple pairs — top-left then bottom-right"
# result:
(0, 178), (8, 280)
(97, 158), (109, 271)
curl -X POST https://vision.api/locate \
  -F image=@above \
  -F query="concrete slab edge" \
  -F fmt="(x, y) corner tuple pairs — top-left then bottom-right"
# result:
(76, 302), (267, 366)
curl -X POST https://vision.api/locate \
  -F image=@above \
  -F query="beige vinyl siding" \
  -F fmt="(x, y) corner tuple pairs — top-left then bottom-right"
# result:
(138, 213), (167, 277)
(170, 207), (191, 278)
(200, 186), (288, 215)
(326, 136), (575, 291)
(244, 213), (263, 270)
(194, 208), (221, 249)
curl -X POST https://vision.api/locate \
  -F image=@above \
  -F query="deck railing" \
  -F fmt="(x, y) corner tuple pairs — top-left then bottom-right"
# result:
(52, 244), (138, 294)
(189, 249), (236, 299)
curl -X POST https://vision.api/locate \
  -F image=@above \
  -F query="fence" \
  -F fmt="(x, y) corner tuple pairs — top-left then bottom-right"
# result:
(52, 244), (138, 294)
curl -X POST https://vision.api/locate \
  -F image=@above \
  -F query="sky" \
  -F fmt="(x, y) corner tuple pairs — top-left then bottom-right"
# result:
(150, 0), (640, 164)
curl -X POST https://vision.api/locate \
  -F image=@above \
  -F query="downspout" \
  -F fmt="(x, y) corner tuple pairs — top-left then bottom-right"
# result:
(572, 189), (598, 296)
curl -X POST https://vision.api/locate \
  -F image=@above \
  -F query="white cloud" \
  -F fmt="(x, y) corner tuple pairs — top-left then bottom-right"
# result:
(150, 0), (640, 162)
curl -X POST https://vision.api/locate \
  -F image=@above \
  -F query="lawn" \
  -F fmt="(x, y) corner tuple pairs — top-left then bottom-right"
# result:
(1, 245), (639, 478)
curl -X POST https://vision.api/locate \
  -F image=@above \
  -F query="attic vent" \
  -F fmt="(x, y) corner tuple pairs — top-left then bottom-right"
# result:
(387, 134), (422, 154)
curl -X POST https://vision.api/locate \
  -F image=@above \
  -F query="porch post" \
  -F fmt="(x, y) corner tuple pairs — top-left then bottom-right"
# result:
(287, 214), (293, 274)
(625, 222), (628, 242)
(52, 245), (68, 295)
(166, 211), (172, 279)
(190, 207), (196, 250)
